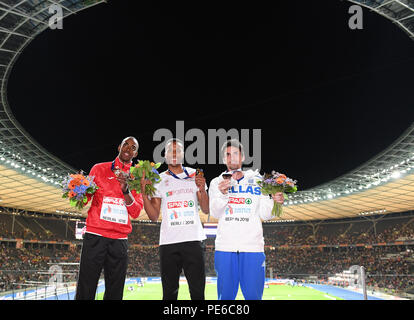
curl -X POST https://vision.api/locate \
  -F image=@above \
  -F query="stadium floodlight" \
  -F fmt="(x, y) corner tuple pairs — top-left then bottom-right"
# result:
(358, 208), (386, 216)
(391, 171), (401, 179)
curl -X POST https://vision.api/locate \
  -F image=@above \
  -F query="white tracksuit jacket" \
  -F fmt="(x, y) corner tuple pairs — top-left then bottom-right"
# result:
(209, 170), (274, 252)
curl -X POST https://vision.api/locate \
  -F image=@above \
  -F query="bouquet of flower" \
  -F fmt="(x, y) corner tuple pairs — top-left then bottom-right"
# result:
(257, 171), (298, 217)
(62, 173), (99, 210)
(128, 160), (161, 197)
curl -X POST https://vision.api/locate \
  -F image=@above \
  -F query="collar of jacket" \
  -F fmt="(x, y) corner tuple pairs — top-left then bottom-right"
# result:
(113, 156), (132, 172)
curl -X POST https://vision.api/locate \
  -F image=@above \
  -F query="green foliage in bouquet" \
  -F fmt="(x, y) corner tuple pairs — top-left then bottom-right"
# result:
(257, 171), (298, 217)
(128, 160), (162, 197)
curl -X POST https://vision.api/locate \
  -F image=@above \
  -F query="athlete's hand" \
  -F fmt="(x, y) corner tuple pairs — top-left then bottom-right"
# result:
(195, 175), (206, 192)
(272, 192), (285, 204)
(218, 179), (231, 195)
(116, 171), (129, 193)
(140, 169), (152, 195)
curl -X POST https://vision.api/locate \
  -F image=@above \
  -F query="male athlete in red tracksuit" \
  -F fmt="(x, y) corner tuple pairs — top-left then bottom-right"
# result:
(75, 137), (143, 300)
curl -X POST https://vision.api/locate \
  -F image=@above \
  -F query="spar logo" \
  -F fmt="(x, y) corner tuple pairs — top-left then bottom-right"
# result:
(229, 197), (252, 205)
(167, 200), (194, 209)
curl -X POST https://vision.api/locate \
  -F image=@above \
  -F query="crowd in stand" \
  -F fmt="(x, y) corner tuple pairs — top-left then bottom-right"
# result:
(2, 213), (414, 246)
(263, 222), (414, 247)
(265, 246), (414, 292)
(0, 245), (79, 293)
(1, 213), (414, 295)
(1, 229), (67, 242)
(127, 246), (160, 277)
(1, 244), (413, 294)
(128, 224), (160, 245)
(0, 219), (68, 242)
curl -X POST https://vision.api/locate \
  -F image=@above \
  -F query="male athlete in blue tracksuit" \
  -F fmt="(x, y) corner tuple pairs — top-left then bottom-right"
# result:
(209, 139), (284, 300)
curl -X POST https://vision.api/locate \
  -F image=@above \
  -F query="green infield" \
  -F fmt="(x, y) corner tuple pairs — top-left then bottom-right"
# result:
(96, 282), (343, 300)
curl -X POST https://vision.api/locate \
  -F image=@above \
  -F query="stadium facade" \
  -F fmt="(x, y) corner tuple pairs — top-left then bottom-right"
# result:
(0, 0), (413, 221)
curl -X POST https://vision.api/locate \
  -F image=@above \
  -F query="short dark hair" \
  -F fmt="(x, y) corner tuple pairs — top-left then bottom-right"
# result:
(221, 139), (244, 157)
(121, 136), (139, 149)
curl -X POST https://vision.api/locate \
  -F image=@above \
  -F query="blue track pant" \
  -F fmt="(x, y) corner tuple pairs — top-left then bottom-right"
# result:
(214, 251), (266, 300)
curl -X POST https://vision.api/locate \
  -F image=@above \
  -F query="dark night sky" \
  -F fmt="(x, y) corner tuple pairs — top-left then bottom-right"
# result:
(6, 0), (414, 190)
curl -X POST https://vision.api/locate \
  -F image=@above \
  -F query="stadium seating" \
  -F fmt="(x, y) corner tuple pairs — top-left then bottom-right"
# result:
(1, 211), (414, 295)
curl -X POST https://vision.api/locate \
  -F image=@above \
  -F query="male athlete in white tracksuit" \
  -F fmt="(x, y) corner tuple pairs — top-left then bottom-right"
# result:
(209, 139), (284, 300)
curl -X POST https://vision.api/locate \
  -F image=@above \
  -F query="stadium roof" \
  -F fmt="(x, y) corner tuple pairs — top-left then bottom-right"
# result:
(0, 0), (107, 217)
(0, 0), (414, 222)
(280, 122), (414, 221)
(349, 0), (414, 40)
